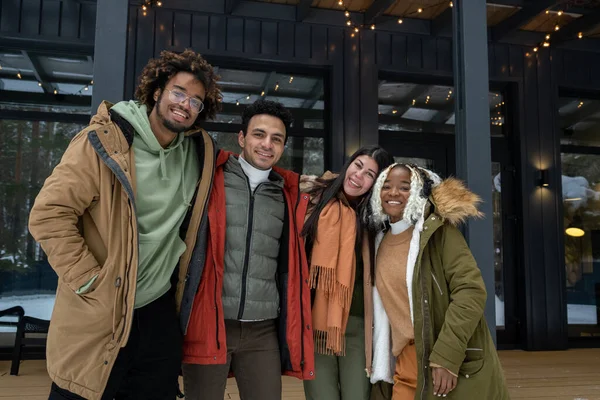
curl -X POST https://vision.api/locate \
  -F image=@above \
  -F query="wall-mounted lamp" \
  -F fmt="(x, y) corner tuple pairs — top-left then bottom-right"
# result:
(536, 169), (549, 187)
(565, 215), (585, 237)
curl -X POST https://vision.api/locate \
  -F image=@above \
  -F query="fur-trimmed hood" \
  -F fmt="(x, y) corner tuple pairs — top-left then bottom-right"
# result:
(429, 177), (483, 226)
(367, 163), (483, 230)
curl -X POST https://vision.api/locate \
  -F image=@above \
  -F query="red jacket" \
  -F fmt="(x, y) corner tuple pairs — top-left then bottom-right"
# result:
(182, 151), (315, 380)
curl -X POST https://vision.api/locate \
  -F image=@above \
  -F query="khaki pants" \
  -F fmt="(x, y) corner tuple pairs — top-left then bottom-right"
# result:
(392, 341), (418, 400)
(303, 316), (371, 400)
(182, 319), (281, 400)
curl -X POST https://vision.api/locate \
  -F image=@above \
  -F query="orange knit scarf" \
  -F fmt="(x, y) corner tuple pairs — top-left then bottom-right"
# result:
(309, 199), (357, 356)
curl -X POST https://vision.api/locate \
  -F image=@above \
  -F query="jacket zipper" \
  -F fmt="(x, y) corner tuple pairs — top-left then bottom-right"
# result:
(115, 199), (135, 343)
(237, 180), (262, 320)
(431, 272), (443, 296)
(293, 190), (306, 371)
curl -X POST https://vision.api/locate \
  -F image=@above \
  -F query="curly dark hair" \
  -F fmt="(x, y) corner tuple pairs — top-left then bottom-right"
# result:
(135, 49), (222, 128)
(241, 99), (294, 143)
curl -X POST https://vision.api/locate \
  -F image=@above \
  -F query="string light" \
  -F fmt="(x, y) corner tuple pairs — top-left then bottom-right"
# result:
(38, 82), (42, 87)
(246, 95), (250, 100)
(53, 89), (58, 95)
(578, 32), (583, 39)
(543, 41), (550, 47)
(141, 0), (162, 16)
(392, 110), (398, 114)
(236, 100), (240, 106)
(84, 85), (89, 91)
(345, 11), (350, 17)
(274, 82), (279, 91)
(17, 72), (22, 79)
(338, 0), (343, 5)
(449, 1), (453, 6)
(351, 32), (355, 38)
(371, 24), (375, 30)
(557, 10), (563, 16)
(346, 20), (352, 26)
(412, 99), (416, 105)
(90, 80), (93, 85)
(418, 8), (423, 13)
(546, 34), (551, 40)
(354, 27), (359, 33)
(398, 19), (403, 24)
(261, 91), (265, 96)
(289, 76), (294, 83)
(533, 47), (539, 52)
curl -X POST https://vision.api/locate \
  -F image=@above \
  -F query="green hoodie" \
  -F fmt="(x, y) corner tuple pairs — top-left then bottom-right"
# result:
(111, 100), (200, 308)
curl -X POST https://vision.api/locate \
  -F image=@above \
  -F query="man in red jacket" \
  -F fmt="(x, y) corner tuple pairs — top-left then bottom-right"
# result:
(180, 99), (314, 400)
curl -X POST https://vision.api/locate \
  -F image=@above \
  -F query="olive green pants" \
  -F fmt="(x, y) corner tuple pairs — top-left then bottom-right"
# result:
(304, 316), (371, 400)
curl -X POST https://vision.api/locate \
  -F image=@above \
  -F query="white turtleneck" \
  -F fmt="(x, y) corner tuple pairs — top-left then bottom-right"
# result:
(239, 155), (271, 192)
(390, 219), (412, 235)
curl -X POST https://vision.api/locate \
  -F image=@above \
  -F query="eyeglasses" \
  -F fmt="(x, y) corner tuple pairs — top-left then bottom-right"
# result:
(165, 89), (204, 113)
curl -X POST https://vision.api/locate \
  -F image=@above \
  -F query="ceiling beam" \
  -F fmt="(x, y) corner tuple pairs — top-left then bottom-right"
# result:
(365, 0), (397, 25)
(432, 7), (453, 36)
(0, 73), (93, 86)
(301, 80), (324, 109)
(0, 90), (91, 108)
(260, 71), (277, 98)
(20, 51), (54, 94)
(296, 0), (313, 22)
(225, 0), (241, 14)
(552, 9), (600, 45)
(490, 0), (558, 42)
(561, 102), (600, 129)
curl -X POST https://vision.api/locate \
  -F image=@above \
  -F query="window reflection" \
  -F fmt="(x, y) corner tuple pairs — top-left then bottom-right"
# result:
(377, 81), (504, 136)
(562, 153), (600, 332)
(0, 117), (84, 322)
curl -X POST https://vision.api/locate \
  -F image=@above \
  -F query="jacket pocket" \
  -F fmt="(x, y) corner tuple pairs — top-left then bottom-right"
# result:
(459, 357), (484, 378)
(431, 272), (444, 295)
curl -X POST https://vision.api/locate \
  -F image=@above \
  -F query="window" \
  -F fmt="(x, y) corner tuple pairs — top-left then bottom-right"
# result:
(0, 117), (85, 328)
(378, 81), (505, 136)
(208, 67), (327, 175)
(560, 95), (600, 338)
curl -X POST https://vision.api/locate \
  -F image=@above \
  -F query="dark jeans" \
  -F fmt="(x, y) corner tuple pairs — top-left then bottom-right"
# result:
(182, 319), (282, 400)
(49, 291), (183, 400)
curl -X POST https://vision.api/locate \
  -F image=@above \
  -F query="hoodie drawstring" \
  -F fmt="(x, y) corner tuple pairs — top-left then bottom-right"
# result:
(159, 150), (169, 181)
(180, 146), (191, 207)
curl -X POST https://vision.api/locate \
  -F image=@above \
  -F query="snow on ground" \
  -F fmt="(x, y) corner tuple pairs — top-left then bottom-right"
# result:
(0, 294), (55, 332)
(1, 294), (597, 332)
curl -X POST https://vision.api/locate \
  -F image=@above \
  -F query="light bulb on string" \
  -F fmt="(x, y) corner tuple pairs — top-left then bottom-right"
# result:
(555, 25), (560, 31)
(246, 95), (250, 100)
(546, 34), (550, 40)
(261, 91), (265, 96)
(53, 89), (58, 95)
(557, 10), (563, 16)
(346, 20), (352, 26)
(354, 27), (359, 33)
(418, 8), (423, 13)
(38, 82), (42, 87)
(578, 32), (583, 39)
(274, 82), (279, 91)
(449, 1), (453, 6)
(289, 76), (294, 84)
(345, 11), (350, 17)
(398, 19), (403, 24)
(17, 72), (22, 79)
(84, 85), (89, 91)
(371, 24), (375, 30)
(236, 100), (240, 106)
(533, 47), (539, 52)
(157, 1), (162, 6)
(543, 41), (550, 47)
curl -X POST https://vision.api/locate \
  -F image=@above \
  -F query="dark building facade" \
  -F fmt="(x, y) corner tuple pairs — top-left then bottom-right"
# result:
(1, 0), (599, 353)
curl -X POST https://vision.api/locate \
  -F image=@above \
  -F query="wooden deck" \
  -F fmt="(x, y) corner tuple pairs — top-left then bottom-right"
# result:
(1, 349), (600, 399)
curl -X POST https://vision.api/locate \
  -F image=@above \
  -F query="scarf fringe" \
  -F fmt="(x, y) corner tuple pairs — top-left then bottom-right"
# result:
(313, 328), (346, 356)
(309, 265), (353, 310)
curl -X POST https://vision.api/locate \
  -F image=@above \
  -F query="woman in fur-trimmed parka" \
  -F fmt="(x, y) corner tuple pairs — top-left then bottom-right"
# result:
(362, 163), (510, 400)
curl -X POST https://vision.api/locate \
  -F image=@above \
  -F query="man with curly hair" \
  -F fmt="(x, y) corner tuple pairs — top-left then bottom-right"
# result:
(28, 49), (221, 400)
(181, 99), (315, 400)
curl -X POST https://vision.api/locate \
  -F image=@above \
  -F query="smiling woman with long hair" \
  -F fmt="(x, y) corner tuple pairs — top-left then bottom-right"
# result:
(363, 163), (510, 400)
(301, 145), (393, 400)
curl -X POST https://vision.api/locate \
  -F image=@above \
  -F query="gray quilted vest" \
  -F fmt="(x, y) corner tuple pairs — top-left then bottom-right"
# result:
(221, 156), (285, 320)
